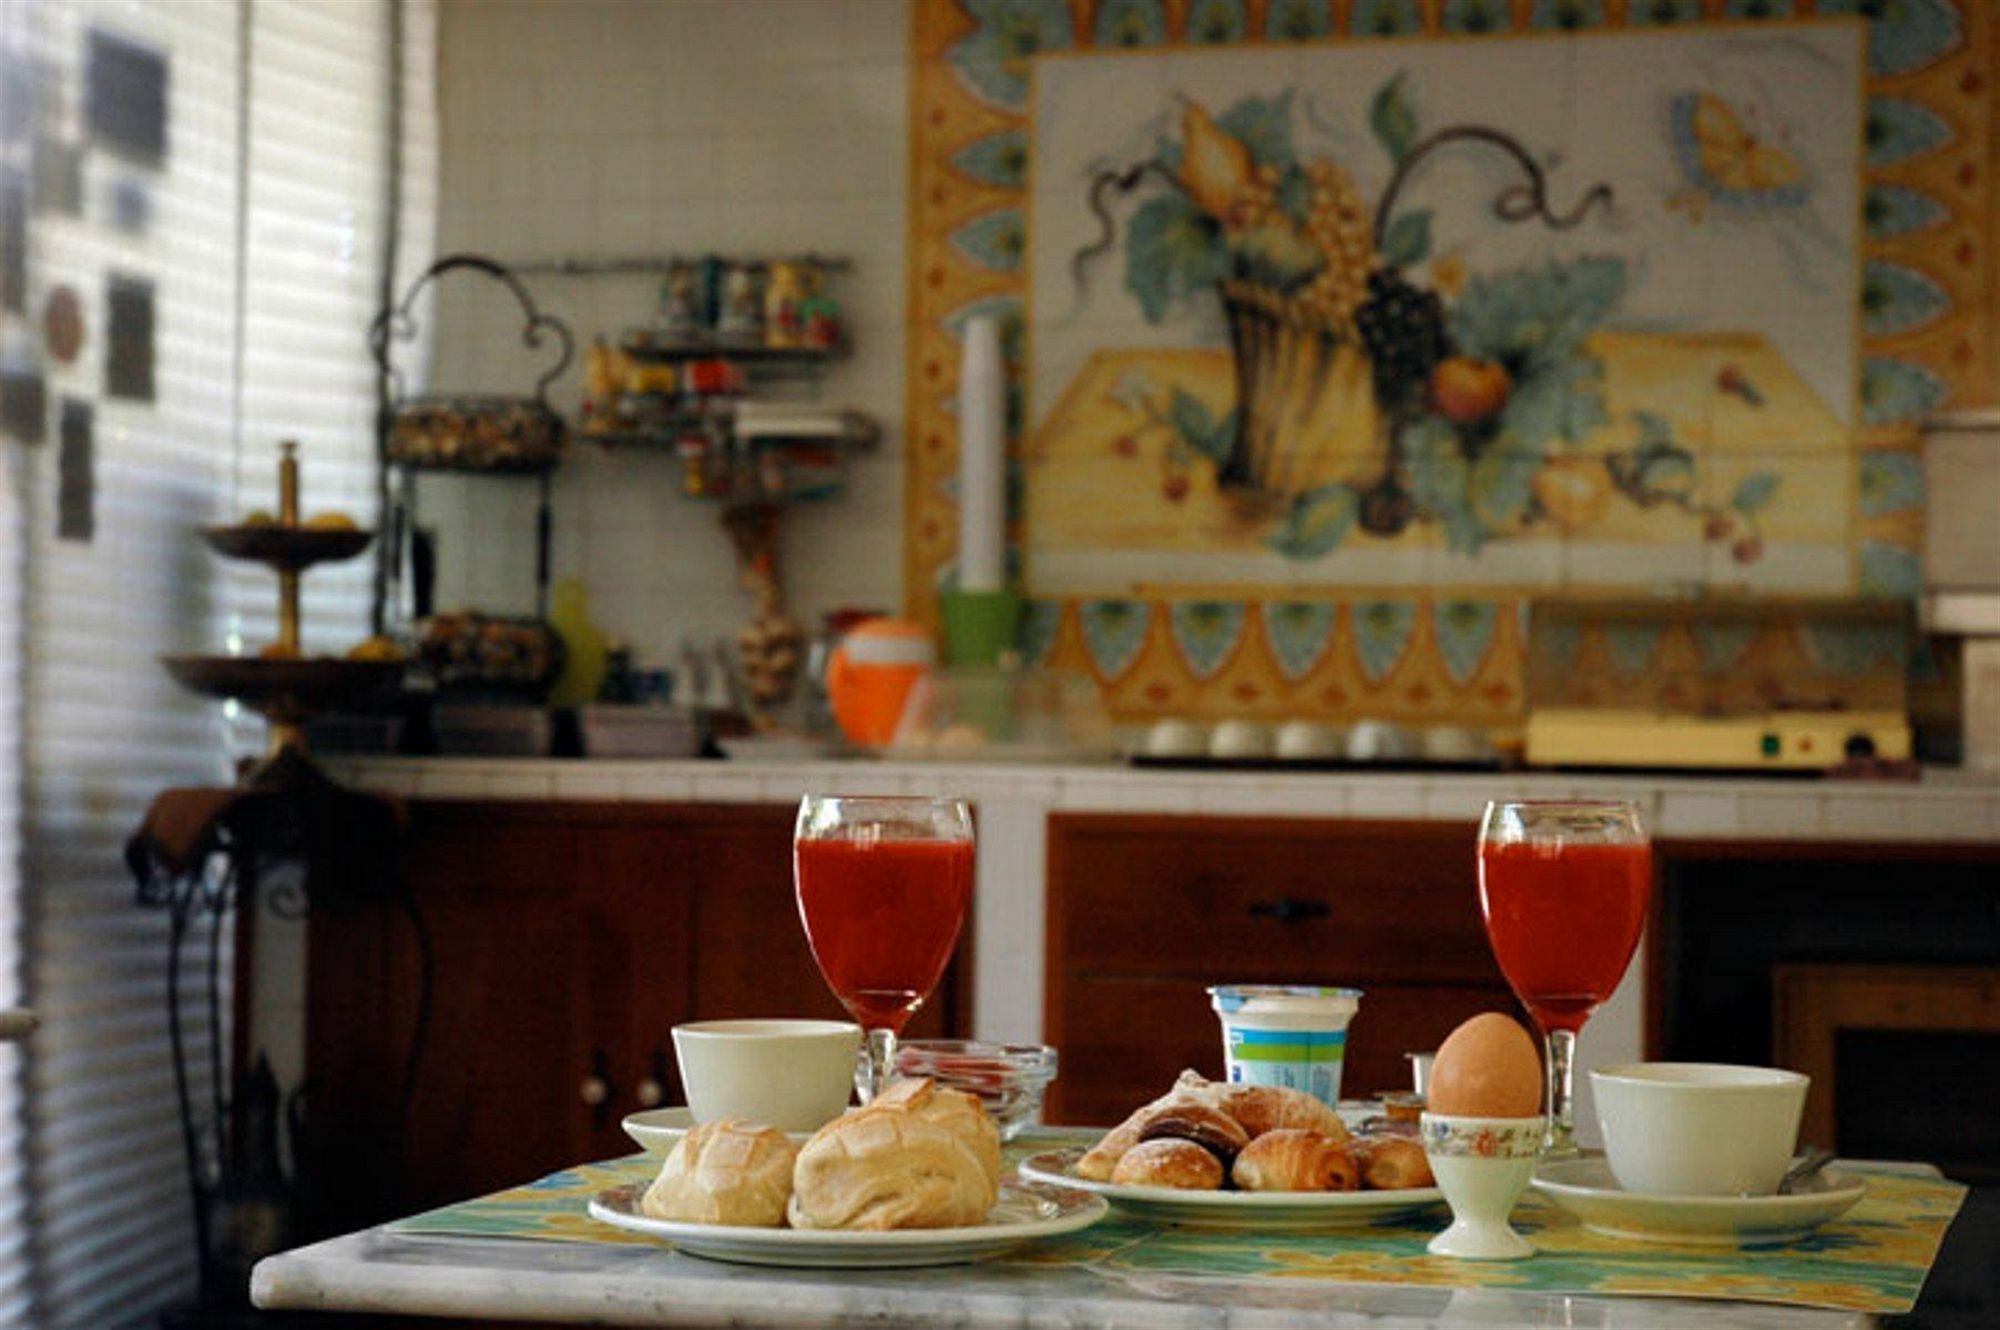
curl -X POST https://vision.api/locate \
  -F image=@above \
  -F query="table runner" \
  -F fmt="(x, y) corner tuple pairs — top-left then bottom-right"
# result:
(389, 1146), (1965, 1315)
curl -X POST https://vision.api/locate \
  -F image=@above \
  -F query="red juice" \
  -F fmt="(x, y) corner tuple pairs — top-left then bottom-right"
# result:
(794, 837), (974, 1032)
(1477, 839), (1651, 1033)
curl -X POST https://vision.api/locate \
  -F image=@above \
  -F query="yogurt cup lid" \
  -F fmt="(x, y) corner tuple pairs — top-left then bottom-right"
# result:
(1209, 984), (1362, 1014)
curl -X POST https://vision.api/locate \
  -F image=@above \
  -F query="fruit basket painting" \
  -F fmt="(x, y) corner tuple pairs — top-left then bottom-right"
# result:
(1024, 25), (1864, 595)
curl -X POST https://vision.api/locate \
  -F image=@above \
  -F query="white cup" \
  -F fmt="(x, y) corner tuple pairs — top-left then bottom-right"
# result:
(1591, 1062), (1808, 1197)
(672, 1019), (860, 1132)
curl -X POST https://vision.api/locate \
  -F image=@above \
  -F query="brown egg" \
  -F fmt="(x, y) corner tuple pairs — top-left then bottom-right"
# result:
(1426, 1013), (1542, 1118)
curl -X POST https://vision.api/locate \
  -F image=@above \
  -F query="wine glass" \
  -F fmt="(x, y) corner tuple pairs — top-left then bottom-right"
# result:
(1477, 800), (1651, 1157)
(794, 795), (974, 1103)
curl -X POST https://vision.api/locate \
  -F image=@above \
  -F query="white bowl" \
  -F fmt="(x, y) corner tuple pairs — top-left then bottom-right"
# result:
(671, 1018), (859, 1133)
(1142, 718), (1209, 759)
(1591, 1063), (1807, 1197)
(1275, 720), (1344, 760)
(1209, 719), (1275, 760)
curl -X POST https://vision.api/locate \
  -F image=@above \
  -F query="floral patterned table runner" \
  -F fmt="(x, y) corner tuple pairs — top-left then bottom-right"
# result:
(389, 1142), (1965, 1315)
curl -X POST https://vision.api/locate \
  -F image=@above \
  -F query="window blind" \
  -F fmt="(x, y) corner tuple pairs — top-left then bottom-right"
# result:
(7, 1), (436, 1324)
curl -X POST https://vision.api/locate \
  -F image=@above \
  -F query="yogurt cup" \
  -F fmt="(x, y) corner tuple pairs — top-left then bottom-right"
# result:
(1207, 985), (1363, 1107)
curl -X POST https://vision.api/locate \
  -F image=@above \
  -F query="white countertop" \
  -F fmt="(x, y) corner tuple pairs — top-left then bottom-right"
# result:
(252, 1220), (1879, 1329)
(333, 757), (2000, 844)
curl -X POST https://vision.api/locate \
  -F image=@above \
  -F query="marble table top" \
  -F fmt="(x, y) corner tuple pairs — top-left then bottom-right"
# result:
(253, 1220), (1892, 1329)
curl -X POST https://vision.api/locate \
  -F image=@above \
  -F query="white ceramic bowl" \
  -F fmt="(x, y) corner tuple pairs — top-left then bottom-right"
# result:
(1276, 720), (1344, 760)
(1591, 1062), (1808, 1197)
(671, 1018), (860, 1133)
(1143, 718), (1209, 759)
(1209, 719), (1275, 760)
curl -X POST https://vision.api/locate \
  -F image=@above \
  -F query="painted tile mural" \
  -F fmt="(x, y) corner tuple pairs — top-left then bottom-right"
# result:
(906, 1), (1993, 723)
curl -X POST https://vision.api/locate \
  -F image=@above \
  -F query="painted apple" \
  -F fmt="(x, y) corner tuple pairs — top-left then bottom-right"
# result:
(1430, 356), (1512, 426)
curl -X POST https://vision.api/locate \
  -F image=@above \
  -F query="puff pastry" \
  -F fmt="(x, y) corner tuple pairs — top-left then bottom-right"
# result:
(1074, 1070), (1219, 1182)
(788, 1078), (1001, 1231)
(1231, 1129), (1358, 1192)
(1215, 1084), (1349, 1142)
(1111, 1137), (1224, 1190)
(1353, 1133), (1434, 1190)
(640, 1118), (798, 1227)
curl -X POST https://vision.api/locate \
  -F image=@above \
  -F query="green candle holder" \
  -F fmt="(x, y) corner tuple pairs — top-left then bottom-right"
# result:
(939, 588), (1023, 668)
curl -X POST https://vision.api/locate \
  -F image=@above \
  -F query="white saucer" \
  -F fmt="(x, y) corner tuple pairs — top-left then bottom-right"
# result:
(1532, 1157), (1867, 1245)
(621, 1107), (815, 1155)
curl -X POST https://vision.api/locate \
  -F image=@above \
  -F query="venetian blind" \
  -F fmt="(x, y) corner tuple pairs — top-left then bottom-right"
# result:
(9, 2), (435, 1325)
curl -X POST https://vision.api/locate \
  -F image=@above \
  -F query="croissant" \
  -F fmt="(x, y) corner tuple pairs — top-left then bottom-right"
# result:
(1354, 1133), (1434, 1190)
(641, 1118), (797, 1227)
(1136, 1101), (1250, 1164)
(1231, 1129), (1358, 1192)
(1111, 1137), (1224, 1189)
(1216, 1084), (1349, 1142)
(1074, 1070), (1219, 1181)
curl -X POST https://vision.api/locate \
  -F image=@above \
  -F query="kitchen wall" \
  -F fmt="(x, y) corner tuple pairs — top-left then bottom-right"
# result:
(425, 0), (910, 669)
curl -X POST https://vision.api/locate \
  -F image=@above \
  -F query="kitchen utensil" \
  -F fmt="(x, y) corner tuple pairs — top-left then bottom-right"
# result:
(1779, 1145), (1836, 1195)
(670, 1019), (858, 1133)
(1590, 1063), (1808, 1197)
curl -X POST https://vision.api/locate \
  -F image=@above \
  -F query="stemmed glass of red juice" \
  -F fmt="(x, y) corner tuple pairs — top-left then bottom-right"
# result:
(1477, 800), (1651, 1157)
(794, 795), (974, 1103)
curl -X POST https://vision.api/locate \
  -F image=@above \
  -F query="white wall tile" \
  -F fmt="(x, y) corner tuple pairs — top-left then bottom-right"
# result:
(435, 0), (911, 647)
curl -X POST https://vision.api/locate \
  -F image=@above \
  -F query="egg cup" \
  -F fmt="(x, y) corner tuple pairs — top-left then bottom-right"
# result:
(1420, 1113), (1546, 1260)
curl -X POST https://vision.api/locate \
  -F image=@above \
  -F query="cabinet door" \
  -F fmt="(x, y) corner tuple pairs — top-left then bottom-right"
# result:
(307, 805), (601, 1222)
(1045, 815), (1515, 1123)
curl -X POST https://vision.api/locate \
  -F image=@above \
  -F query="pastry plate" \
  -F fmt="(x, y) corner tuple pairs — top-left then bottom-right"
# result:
(587, 1181), (1108, 1268)
(622, 1107), (816, 1156)
(1532, 1157), (1867, 1245)
(1017, 1147), (1443, 1229)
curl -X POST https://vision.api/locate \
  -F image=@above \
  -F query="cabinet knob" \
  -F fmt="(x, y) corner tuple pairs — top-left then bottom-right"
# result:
(636, 1048), (674, 1108)
(1248, 897), (1328, 925)
(581, 1049), (615, 1120)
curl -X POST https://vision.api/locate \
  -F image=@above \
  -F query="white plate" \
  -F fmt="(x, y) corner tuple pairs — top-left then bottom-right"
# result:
(621, 1107), (815, 1155)
(1017, 1147), (1443, 1229)
(587, 1180), (1108, 1268)
(1532, 1157), (1867, 1245)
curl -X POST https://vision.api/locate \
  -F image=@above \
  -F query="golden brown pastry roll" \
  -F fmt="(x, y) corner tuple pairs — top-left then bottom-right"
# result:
(1135, 1101), (1250, 1164)
(641, 1118), (798, 1227)
(1231, 1129), (1358, 1192)
(1215, 1084), (1349, 1142)
(1353, 1133), (1434, 1190)
(1110, 1137), (1225, 1190)
(1074, 1070), (1219, 1182)
(789, 1078), (1001, 1231)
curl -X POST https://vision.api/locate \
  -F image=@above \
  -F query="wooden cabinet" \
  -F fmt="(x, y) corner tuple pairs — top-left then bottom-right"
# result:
(303, 801), (968, 1229)
(1043, 814), (1515, 1125)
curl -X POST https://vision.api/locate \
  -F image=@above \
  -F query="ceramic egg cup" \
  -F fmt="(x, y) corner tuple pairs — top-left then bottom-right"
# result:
(1420, 1113), (1546, 1260)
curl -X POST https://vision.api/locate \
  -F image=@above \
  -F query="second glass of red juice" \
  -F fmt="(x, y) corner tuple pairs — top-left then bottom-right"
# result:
(1477, 799), (1651, 1157)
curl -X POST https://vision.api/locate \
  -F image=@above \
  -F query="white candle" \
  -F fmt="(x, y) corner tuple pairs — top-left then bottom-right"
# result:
(957, 314), (1007, 593)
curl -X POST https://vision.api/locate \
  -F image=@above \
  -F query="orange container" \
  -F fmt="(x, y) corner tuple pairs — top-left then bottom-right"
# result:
(825, 618), (935, 749)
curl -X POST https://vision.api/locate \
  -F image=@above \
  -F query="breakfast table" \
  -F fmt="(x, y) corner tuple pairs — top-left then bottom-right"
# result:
(251, 1134), (1981, 1329)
